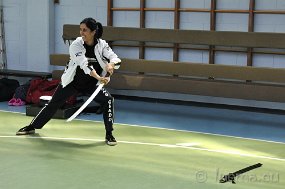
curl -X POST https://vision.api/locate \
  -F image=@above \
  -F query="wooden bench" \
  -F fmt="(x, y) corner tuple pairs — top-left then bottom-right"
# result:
(57, 25), (285, 104)
(0, 69), (52, 79)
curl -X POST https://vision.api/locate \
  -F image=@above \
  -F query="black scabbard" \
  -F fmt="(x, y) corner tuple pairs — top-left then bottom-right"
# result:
(219, 163), (262, 184)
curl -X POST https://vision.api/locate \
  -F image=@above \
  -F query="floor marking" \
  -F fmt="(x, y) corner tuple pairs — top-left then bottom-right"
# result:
(0, 110), (25, 114)
(0, 135), (284, 162)
(176, 143), (200, 147)
(78, 118), (285, 145)
(1, 109), (285, 145)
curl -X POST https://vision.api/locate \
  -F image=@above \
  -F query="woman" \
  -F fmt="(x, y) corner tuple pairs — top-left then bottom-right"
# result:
(16, 17), (121, 146)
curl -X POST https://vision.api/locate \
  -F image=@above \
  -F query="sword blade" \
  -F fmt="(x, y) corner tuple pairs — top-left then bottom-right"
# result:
(66, 83), (104, 122)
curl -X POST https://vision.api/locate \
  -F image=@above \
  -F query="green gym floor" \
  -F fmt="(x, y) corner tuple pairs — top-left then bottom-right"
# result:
(0, 100), (284, 189)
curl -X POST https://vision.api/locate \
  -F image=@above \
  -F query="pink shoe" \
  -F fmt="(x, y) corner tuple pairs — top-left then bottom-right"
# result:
(8, 98), (17, 106)
(13, 98), (26, 106)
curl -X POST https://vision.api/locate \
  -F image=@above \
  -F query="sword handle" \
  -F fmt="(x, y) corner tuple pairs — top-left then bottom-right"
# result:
(105, 72), (110, 77)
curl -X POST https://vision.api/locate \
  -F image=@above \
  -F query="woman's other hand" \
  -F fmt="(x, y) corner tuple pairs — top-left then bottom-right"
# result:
(99, 76), (110, 85)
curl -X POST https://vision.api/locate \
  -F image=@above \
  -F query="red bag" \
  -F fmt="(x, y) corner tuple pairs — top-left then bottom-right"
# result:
(26, 79), (76, 105)
(26, 79), (60, 104)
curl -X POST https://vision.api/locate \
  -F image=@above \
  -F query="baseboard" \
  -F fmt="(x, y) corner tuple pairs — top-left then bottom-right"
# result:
(108, 89), (285, 111)
(26, 104), (80, 119)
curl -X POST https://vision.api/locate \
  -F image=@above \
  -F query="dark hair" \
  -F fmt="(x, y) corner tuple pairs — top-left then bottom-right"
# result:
(80, 17), (103, 39)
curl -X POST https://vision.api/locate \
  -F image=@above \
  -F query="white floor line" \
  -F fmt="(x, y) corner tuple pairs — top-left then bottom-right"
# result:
(1, 109), (285, 145)
(78, 118), (285, 145)
(0, 109), (25, 114)
(0, 135), (284, 162)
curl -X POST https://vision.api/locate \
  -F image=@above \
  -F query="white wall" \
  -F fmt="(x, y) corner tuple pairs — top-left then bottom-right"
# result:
(3, 0), (27, 71)
(3, 0), (54, 72)
(26, 0), (54, 72)
(54, 0), (107, 54)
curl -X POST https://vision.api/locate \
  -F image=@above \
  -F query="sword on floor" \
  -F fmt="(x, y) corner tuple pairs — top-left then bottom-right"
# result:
(219, 163), (263, 184)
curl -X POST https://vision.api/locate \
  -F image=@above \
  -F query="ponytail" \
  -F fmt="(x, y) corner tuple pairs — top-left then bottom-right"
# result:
(95, 22), (103, 39)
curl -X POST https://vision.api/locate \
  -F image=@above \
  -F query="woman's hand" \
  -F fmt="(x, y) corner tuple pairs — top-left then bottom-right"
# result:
(99, 76), (110, 85)
(106, 63), (115, 75)
(90, 70), (110, 85)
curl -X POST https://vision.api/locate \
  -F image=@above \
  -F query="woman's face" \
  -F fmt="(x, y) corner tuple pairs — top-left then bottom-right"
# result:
(80, 23), (95, 44)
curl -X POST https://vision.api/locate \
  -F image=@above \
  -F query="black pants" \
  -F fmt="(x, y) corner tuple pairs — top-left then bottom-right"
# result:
(29, 83), (114, 132)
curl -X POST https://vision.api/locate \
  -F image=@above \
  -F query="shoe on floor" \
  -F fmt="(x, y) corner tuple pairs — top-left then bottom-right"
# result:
(8, 98), (17, 106)
(105, 134), (117, 146)
(16, 126), (35, 135)
(13, 98), (26, 106)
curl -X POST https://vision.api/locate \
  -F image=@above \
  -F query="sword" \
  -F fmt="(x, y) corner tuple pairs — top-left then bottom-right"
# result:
(219, 163), (262, 184)
(66, 72), (110, 122)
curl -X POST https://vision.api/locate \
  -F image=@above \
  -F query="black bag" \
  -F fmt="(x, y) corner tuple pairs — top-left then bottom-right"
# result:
(0, 78), (20, 101)
(14, 80), (31, 100)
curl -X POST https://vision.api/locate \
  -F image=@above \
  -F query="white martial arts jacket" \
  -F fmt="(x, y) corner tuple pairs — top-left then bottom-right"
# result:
(61, 37), (121, 88)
